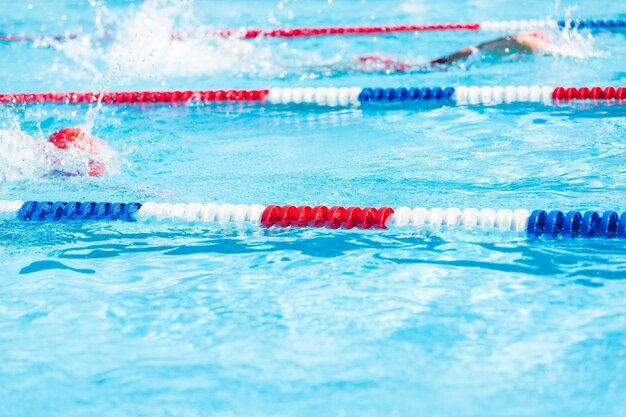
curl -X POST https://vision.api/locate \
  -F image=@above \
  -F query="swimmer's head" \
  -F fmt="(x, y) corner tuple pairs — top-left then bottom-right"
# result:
(512, 31), (549, 51)
(47, 127), (107, 176)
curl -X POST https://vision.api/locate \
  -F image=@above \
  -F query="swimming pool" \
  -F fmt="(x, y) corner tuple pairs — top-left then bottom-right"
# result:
(1, 0), (626, 416)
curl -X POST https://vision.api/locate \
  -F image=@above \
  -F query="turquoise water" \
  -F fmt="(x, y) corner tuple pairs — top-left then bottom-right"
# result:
(1, 1), (626, 416)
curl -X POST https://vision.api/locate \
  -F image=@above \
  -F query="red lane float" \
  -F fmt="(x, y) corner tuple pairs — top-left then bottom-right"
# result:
(0, 89), (269, 104)
(552, 86), (626, 100)
(261, 205), (394, 229)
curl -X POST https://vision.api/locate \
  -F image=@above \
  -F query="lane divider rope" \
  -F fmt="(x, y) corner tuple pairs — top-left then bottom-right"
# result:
(1, 18), (624, 42)
(3, 200), (626, 239)
(1, 86), (625, 107)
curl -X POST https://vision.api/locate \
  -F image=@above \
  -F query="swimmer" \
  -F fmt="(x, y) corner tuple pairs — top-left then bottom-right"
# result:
(307, 31), (549, 74)
(45, 127), (109, 177)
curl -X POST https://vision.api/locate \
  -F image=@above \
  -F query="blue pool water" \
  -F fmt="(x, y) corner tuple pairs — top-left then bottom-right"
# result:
(1, 1), (626, 416)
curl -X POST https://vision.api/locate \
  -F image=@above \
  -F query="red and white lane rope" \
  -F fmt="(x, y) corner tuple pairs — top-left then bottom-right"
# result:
(1, 18), (624, 42)
(1, 86), (624, 107)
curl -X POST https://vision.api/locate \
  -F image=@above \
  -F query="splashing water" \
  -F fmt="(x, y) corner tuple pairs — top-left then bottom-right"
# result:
(0, 122), (120, 183)
(48, 0), (274, 83)
(104, 2), (272, 79)
(536, 3), (606, 59)
(0, 125), (49, 182)
(538, 24), (607, 59)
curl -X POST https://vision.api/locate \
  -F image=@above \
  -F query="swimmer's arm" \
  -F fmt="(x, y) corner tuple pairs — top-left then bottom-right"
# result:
(429, 33), (542, 65)
(429, 46), (476, 65)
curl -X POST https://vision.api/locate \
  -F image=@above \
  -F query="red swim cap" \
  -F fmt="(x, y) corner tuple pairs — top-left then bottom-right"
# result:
(48, 127), (107, 176)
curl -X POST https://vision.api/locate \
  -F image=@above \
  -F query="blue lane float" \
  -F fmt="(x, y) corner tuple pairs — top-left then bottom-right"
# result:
(357, 87), (456, 102)
(16, 201), (142, 222)
(557, 19), (626, 29)
(527, 210), (625, 239)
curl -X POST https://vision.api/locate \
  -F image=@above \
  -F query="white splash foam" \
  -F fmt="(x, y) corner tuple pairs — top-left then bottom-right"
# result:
(50, 0), (273, 83)
(0, 123), (120, 182)
(0, 126), (49, 182)
(538, 26), (607, 59)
